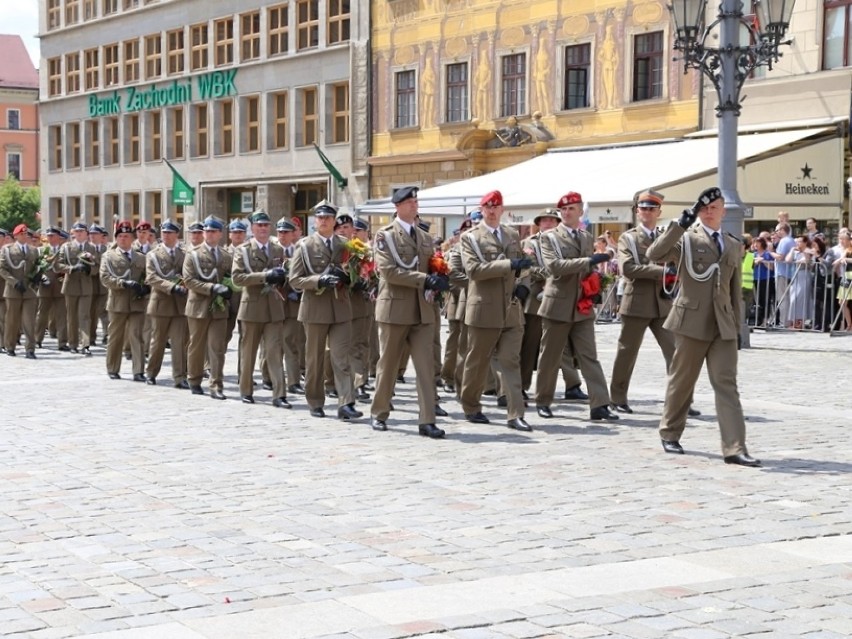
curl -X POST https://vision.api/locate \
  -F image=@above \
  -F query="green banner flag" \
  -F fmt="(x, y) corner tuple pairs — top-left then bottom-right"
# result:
(313, 143), (348, 190)
(164, 159), (195, 206)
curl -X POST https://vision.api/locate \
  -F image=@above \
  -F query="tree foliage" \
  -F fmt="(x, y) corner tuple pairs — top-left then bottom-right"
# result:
(0, 176), (41, 231)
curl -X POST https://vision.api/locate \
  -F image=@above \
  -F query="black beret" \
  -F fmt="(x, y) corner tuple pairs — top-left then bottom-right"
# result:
(392, 185), (418, 204)
(696, 187), (723, 208)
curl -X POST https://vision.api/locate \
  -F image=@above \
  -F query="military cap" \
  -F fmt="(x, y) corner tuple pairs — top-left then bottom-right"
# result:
(188, 222), (204, 232)
(229, 219), (248, 232)
(71, 221), (88, 232)
(0, 228), (7, 237)
(312, 200), (338, 217)
(557, 192), (583, 207)
(695, 186), (723, 208)
(135, 221), (152, 232)
(45, 226), (62, 236)
(480, 190), (503, 207)
(59, 229), (70, 240)
(88, 224), (107, 235)
(160, 219), (181, 233)
(636, 189), (664, 208)
(202, 216), (224, 231)
(276, 218), (296, 232)
(534, 208), (561, 226)
(353, 218), (369, 231)
(469, 210), (483, 222)
(115, 220), (134, 235)
(249, 209), (271, 224)
(391, 186), (418, 204)
(334, 213), (354, 228)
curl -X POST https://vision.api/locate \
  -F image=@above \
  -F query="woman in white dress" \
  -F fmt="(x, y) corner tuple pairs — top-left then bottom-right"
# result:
(785, 235), (813, 329)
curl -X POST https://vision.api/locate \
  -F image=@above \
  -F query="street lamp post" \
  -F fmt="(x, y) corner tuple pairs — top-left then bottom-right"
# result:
(669, 0), (797, 236)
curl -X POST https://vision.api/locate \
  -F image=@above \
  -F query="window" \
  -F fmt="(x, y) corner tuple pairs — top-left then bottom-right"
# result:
(86, 120), (100, 167)
(66, 0), (80, 24)
(84, 48), (99, 90)
(104, 193), (120, 219)
(270, 91), (288, 149)
(105, 116), (120, 165)
(7, 109), (21, 130)
(124, 39), (140, 83)
(103, 43), (119, 87)
(632, 31), (664, 101)
(126, 114), (140, 163)
(123, 0), (139, 9)
(145, 35), (162, 79)
(331, 82), (349, 143)
(190, 23), (209, 70)
(825, 1), (852, 69)
(83, 0), (97, 20)
(51, 198), (64, 230)
(48, 0), (61, 30)
(68, 122), (81, 169)
(66, 52), (81, 93)
(102, 0), (117, 15)
(125, 192), (140, 219)
(48, 57), (62, 97)
(168, 106), (185, 159)
(214, 17), (234, 66)
(216, 99), (234, 155)
(241, 11), (261, 61)
(192, 104), (208, 157)
(445, 62), (468, 123)
(7, 153), (21, 180)
(564, 43), (591, 110)
(300, 87), (317, 146)
(49, 124), (63, 170)
(86, 196), (101, 224)
(67, 197), (81, 221)
(167, 29), (185, 75)
(243, 95), (260, 152)
(148, 111), (162, 161)
(146, 192), (163, 228)
(269, 4), (289, 56)
(395, 70), (416, 128)
(297, 0), (319, 50)
(327, 0), (350, 45)
(500, 53), (526, 117)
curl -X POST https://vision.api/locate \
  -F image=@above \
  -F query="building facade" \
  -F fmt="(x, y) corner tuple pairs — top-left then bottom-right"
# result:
(0, 35), (40, 188)
(38, 0), (369, 231)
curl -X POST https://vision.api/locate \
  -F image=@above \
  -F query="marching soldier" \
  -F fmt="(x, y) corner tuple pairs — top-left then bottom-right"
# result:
(224, 219), (247, 346)
(0, 224), (39, 358)
(144, 220), (189, 388)
(132, 221), (155, 254)
(287, 202), (361, 421)
(274, 218), (304, 395)
(534, 192), (619, 422)
(0, 228), (8, 351)
(35, 227), (68, 351)
(99, 220), (149, 380)
(439, 230), (464, 392)
(182, 216), (233, 399)
(354, 218), (378, 392)
(647, 187), (760, 466)
(57, 221), (96, 355)
(186, 221), (205, 248)
(459, 190), (533, 432)
(88, 224), (109, 345)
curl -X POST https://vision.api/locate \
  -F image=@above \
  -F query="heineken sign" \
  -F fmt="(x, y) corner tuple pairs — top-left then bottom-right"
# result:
(87, 69), (238, 118)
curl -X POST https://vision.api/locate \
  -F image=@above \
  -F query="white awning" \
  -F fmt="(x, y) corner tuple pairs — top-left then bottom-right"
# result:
(357, 127), (840, 223)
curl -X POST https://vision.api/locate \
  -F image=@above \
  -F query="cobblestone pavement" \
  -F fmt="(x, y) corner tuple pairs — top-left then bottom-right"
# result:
(1, 323), (850, 639)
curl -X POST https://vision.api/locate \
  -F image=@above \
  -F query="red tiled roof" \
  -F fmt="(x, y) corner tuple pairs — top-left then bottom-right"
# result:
(0, 34), (39, 90)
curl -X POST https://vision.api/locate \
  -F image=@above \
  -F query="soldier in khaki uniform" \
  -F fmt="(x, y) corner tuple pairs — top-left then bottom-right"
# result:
(369, 186), (447, 437)
(57, 222), (96, 355)
(288, 202), (361, 421)
(224, 219), (247, 348)
(274, 218), (304, 395)
(440, 231), (464, 392)
(535, 192), (619, 422)
(99, 221), (150, 380)
(647, 187), (760, 467)
(88, 225), (110, 345)
(0, 224), (39, 358)
(183, 216), (233, 399)
(231, 210), (291, 408)
(459, 190), (533, 431)
(187, 222), (205, 248)
(0, 228), (8, 350)
(35, 227), (68, 351)
(144, 220), (189, 387)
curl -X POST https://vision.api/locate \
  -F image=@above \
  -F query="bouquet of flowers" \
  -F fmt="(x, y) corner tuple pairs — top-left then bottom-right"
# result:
(29, 246), (56, 288)
(577, 271), (602, 315)
(341, 237), (378, 299)
(211, 274), (242, 312)
(425, 252), (451, 304)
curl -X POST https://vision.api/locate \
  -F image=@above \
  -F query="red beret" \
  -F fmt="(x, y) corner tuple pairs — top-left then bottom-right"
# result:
(115, 220), (134, 235)
(480, 190), (503, 207)
(557, 192), (583, 207)
(135, 221), (152, 231)
(13, 223), (29, 236)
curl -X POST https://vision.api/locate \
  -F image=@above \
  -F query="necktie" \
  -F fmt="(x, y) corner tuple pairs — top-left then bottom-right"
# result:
(326, 238), (332, 252)
(286, 246), (292, 258)
(21, 245), (27, 255)
(169, 248), (175, 259)
(649, 231), (656, 241)
(712, 231), (723, 254)
(125, 251), (131, 261)
(493, 229), (500, 243)
(213, 247), (219, 262)
(409, 227), (416, 242)
(261, 244), (268, 258)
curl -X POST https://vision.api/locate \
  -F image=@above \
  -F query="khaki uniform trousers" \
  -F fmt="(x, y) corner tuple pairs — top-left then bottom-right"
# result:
(354, 314), (374, 389)
(106, 311), (144, 375)
(90, 292), (108, 342)
(659, 334), (747, 457)
(461, 325), (525, 420)
(66, 294), (92, 350)
(240, 321), (285, 399)
(0, 298), (5, 347)
(371, 322), (436, 423)
(349, 315), (370, 389)
(4, 297), (36, 352)
(368, 317), (379, 377)
(432, 304), (442, 383)
(560, 344), (583, 390)
(305, 322), (353, 410)
(146, 315), (188, 384)
(187, 317), (227, 391)
(36, 296), (67, 347)
(441, 319), (462, 387)
(536, 318), (609, 408)
(282, 317), (301, 387)
(610, 316), (674, 405)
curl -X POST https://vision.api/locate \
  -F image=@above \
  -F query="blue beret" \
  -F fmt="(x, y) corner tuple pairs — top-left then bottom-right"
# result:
(202, 216), (224, 231)
(161, 219), (182, 233)
(353, 218), (368, 231)
(276, 219), (296, 232)
(229, 219), (248, 232)
(469, 210), (483, 222)
(392, 185), (418, 204)
(249, 210), (271, 224)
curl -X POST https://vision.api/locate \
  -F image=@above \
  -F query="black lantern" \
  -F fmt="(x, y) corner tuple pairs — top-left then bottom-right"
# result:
(755, 0), (797, 42)
(669, 0), (709, 50)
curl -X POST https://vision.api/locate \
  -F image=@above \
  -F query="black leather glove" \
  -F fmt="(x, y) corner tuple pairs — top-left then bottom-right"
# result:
(590, 252), (611, 265)
(513, 284), (530, 303)
(329, 265), (351, 286)
(121, 279), (137, 289)
(678, 208), (697, 229)
(14, 280), (27, 293)
(352, 279), (368, 292)
(30, 273), (43, 286)
(424, 274), (450, 292)
(39, 274), (51, 287)
(171, 284), (188, 296)
(139, 284), (152, 297)
(287, 290), (302, 302)
(72, 263), (91, 274)
(265, 267), (287, 285)
(211, 283), (232, 299)
(509, 257), (533, 272)
(318, 274), (340, 289)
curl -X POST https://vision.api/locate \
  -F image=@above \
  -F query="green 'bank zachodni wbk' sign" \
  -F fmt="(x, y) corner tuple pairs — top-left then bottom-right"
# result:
(87, 69), (238, 118)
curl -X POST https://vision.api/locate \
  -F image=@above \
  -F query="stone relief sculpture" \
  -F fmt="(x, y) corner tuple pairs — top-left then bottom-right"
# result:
(534, 34), (551, 115)
(421, 52), (436, 128)
(599, 24), (619, 110)
(474, 44), (491, 120)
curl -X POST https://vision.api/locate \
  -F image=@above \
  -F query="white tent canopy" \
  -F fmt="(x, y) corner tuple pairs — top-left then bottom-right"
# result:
(357, 128), (837, 223)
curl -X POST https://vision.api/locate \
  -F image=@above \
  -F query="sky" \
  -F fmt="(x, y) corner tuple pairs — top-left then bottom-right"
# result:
(3, 0), (40, 67)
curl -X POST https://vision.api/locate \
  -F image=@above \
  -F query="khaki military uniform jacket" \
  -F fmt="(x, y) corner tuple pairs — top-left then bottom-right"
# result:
(618, 227), (671, 319)
(131, 240), (155, 255)
(538, 224), (598, 324)
(288, 233), (352, 324)
(232, 240), (286, 323)
(521, 233), (549, 316)
(182, 244), (233, 320)
(0, 242), (38, 300)
(372, 220), (434, 326)
(99, 246), (148, 313)
(145, 244), (186, 317)
(446, 242), (468, 322)
(277, 243), (301, 319)
(90, 244), (108, 295)
(461, 223), (527, 329)
(646, 223), (742, 342)
(58, 241), (96, 297)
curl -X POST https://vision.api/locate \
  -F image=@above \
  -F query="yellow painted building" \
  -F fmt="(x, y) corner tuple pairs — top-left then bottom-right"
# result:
(368, 0), (700, 213)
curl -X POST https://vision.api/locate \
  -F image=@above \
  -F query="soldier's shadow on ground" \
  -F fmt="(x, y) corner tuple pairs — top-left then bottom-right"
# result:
(687, 450), (852, 475)
(530, 422), (620, 436)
